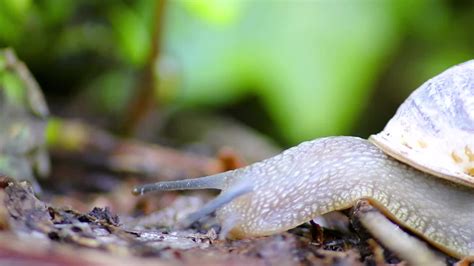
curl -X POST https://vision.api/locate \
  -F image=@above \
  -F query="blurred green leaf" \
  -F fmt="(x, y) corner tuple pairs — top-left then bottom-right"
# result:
(163, 1), (427, 143)
(0, 0), (31, 43)
(85, 69), (135, 114)
(179, 0), (244, 25)
(38, 0), (74, 25)
(108, 2), (152, 66)
(0, 54), (6, 70)
(1, 0), (31, 16)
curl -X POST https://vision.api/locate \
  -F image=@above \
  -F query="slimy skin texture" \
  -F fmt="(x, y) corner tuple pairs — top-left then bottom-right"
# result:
(215, 137), (474, 258)
(134, 136), (474, 258)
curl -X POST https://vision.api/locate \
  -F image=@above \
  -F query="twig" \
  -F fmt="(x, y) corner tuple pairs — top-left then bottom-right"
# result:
(122, 0), (167, 136)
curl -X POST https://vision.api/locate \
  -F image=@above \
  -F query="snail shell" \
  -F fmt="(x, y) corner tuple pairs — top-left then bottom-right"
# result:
(370, 60), (474, 187)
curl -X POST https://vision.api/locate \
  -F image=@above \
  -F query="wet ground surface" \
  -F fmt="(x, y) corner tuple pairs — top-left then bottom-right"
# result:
(2, 175), (460, 266)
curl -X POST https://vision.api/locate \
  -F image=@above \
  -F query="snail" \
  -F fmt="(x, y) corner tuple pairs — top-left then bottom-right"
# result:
(133, 60), (474, 260)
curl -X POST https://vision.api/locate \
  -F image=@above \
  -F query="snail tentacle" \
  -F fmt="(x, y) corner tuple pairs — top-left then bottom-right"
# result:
(132, 171), (231, 195)
(181, 180), (253, 228)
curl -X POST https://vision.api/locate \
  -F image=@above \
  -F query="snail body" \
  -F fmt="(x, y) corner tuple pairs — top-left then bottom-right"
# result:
(217, 137), (474, 257)
(134, 60), (474, 259)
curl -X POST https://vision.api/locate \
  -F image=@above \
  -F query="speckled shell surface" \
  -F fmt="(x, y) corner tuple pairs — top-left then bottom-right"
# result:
(370, 60), (474, 187)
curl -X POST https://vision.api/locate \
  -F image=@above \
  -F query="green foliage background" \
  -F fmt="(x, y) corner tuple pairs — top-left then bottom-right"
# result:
(1, 0), (473, 144)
